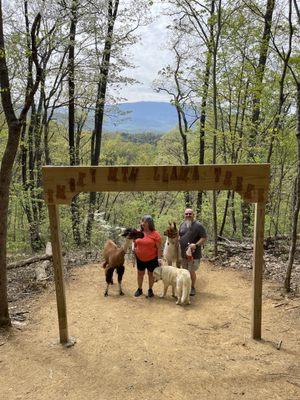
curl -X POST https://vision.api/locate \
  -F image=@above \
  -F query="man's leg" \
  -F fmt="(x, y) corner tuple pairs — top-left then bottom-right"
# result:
(181, 258), (188, 270)
(190, 270), (196, 289)
(189, 259), (200, 295)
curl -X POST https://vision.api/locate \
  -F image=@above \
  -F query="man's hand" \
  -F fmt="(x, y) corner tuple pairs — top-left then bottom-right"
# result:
(190, 243), (197, 250)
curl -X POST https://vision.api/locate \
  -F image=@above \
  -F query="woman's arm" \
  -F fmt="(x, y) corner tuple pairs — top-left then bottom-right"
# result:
(156, 241), (162, 258)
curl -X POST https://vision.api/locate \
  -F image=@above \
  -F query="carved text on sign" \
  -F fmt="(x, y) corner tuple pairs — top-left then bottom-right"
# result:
(69, 178), (76, 192)
(192, 166), (200, 180)
(56, 185), (66, 199)
(108, 167), (119, 181)
(154, 166), (196, 182)
(178, 166), (190, 181)
(170, 166), (178, 180)
(128, 167), (139, 182)
(42, 165), (269, 204)
(107, 166), (139, 182)
(236, 176), (243, 191)
(77, 172), (86, 187)
(90, 168), (97, 183)
(122, 167), (129, 182)
(245, 184), (255, 200)
(224, 171), (232, 185)
(47, 189), (54, 203)
(258, 188), (265, 202)
(214, 167), (222, 182)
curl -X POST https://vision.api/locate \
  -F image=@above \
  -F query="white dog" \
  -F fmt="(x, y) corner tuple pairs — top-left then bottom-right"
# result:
(153, 265), (192, 305)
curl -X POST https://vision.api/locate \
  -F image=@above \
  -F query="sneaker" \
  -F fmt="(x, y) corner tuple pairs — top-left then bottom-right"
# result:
(190, 287), (196, 296)
(134, 288), (143, 297)
(147, 288), (154, 298)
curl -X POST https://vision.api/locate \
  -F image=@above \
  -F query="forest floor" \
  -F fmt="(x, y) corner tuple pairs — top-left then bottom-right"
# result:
(1, 260), (300, 400)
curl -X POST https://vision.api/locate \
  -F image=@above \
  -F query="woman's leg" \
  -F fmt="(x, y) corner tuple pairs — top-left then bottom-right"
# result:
(137, 270), (145, 289)
(148, 271), (154, 289)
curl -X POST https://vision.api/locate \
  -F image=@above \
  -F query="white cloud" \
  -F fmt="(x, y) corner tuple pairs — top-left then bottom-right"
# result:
(118, 3), (174, 103)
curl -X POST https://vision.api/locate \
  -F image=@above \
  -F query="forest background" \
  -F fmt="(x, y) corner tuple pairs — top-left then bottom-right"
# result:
(0, 0), (300, 325)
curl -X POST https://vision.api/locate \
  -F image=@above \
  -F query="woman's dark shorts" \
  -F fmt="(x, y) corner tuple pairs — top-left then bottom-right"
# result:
(136, 257), (158, 272)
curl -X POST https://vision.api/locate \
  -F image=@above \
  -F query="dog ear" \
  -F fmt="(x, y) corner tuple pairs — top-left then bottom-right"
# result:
(173, 222), (177, 229)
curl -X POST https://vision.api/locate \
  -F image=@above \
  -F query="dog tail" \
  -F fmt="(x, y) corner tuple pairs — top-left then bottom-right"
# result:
(176, 278), (182, 304)
(181, 276), (191, 304)
(181, 281), (187, 304)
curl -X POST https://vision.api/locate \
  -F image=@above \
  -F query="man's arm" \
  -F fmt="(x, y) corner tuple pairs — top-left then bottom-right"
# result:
(190, 237), (206, 250)
(190, 223), (207, 250)
(196, 237), (207, 246)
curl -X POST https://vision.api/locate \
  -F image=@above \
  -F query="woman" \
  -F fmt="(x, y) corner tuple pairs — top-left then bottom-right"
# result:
(134, 215), (162, 297)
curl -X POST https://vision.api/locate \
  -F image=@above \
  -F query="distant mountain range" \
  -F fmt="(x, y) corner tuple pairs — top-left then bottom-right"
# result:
(54, 102), (180, 134)
(104, 102), (179, 133)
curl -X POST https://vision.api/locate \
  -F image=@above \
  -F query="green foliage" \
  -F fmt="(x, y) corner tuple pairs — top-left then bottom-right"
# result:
(2, 0), (300, 258)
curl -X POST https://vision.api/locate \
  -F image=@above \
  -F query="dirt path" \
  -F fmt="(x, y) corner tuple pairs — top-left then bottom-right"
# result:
(1, 261), (300, 400)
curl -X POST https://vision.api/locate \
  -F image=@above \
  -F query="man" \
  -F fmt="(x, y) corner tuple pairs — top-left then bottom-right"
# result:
(179, 208), (207, 296)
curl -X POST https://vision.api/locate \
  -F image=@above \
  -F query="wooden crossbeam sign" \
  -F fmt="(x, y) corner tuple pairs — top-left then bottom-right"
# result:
(42, 164), (269, 205)
(42, 164), (270, 345)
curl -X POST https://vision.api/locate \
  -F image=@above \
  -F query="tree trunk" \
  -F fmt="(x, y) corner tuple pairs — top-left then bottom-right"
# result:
(44, 118), (51, 164)
(22, 97), (44, 252)
(196, 49), (212, 216)
(174, 104), (190, 207)
(274, 161), (285, 236)
(211, 0), (221, 257)
(7, 253), (52, 270)
(0, 124), (21, 326)
(20, 3), (44, 252)
(242, 0), (275, 235)
(0, 3), (42, 326)
(285, 82), (300, 291)
(230, 191), (237, 236)
(85, 0), (119, 244)
(249, 0), (275, 154)
(267, 54), (290, 163)
(219, 190), (231, 237)
(68, 0), (81, 247)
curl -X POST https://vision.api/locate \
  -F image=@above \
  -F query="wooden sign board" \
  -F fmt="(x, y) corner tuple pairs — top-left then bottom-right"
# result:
(42, 163), (270, 345)
(42, 164), (270, 204)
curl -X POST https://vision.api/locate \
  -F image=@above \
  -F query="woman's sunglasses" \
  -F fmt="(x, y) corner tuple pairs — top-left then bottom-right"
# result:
(185, 213), (192, 216)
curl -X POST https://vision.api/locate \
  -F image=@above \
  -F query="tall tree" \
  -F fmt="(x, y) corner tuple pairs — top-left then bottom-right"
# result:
(167, 0), (215, 215)
(19, 1), (63, 252)
(67, 0), (82, 246)
(242, 0), (276, 237)
(0, 2), (42, 326)
(85, 0), (120, 244)
(156, 37), (200, 207)
(210, 0), (222, 256)
(283, 0), (300, 291)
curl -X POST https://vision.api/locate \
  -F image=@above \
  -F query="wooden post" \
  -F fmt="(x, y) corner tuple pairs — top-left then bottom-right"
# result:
(48, 204), (69, 344)
(252, 202), (266, 340)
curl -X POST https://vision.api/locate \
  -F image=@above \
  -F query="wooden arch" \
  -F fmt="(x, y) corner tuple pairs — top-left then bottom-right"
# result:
(42, 163), (270, 345)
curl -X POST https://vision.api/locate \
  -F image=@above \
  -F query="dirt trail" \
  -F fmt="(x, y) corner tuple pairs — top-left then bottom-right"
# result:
(1, 261), (300, 400)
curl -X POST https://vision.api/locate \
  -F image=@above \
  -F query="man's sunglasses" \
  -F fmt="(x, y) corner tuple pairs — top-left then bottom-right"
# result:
(185, 213), (192, 216)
